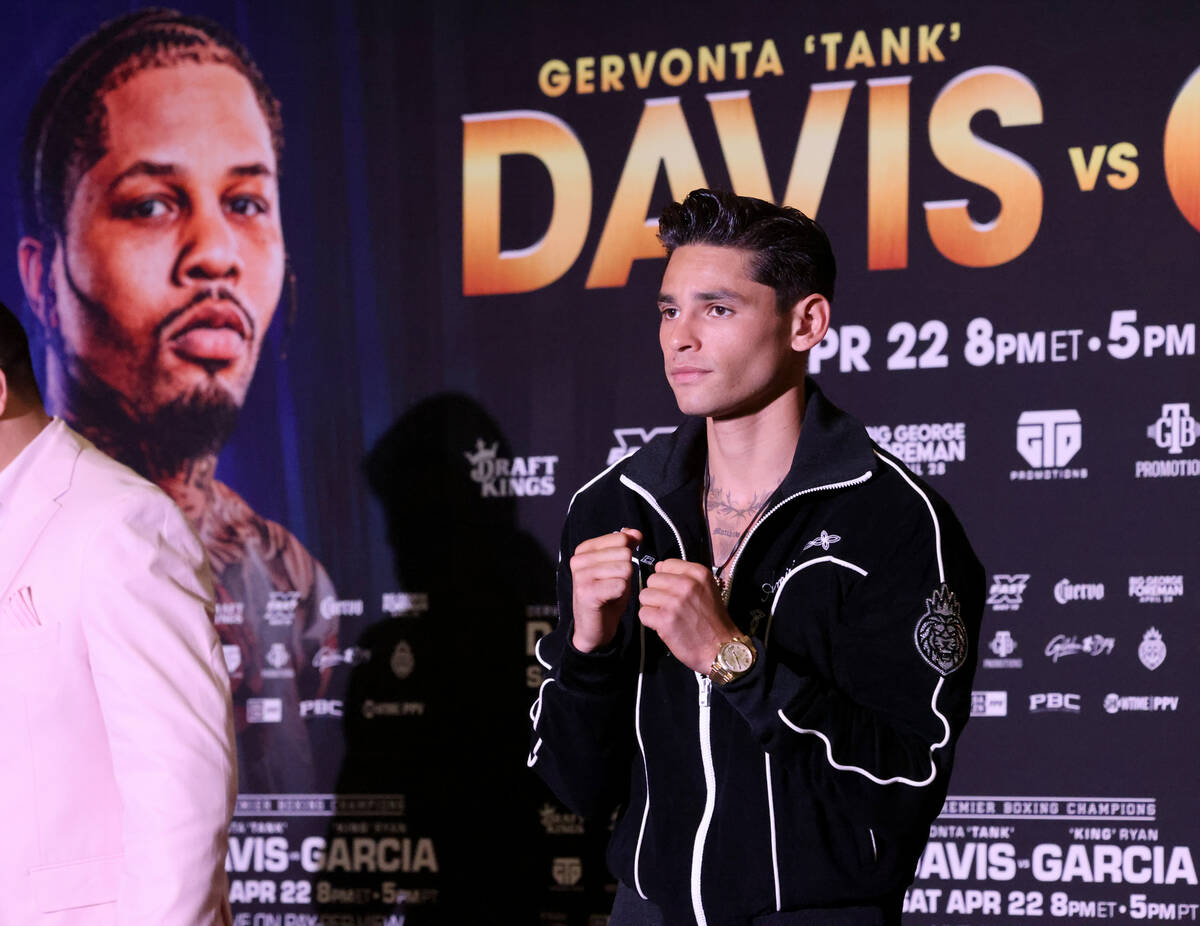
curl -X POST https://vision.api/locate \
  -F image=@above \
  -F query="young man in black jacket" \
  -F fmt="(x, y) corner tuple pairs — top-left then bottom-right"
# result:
(529, 189), (984, 926)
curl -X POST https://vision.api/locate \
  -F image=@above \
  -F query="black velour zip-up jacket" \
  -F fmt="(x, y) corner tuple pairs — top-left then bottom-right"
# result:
(529, 380), (985, 926)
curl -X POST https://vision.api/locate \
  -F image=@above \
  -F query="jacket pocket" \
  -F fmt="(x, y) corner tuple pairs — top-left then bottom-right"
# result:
(30, 853), (121, 913)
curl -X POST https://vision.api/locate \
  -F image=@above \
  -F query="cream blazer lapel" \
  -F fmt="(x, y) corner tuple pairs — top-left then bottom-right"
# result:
(0, 420), (81, 602)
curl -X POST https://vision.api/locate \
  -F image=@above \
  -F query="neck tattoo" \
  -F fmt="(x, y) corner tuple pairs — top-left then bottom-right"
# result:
(704, 463), (779, 603)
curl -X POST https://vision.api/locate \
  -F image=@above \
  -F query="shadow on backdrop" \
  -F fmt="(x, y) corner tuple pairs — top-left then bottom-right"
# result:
(316, 393), (555, 925)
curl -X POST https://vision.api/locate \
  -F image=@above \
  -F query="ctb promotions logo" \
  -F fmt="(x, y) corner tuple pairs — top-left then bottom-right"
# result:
(1138, 627), (1167, 671)
(465, 439), (558, 497)
(986, 573), (1030, 611)
(982, 630), (1022, 669)
(1136, 402), (1200, 478)
(606, 426), (675, 465)
(1148, 403), (1196, 454)
(1012, 410), (1087, 481)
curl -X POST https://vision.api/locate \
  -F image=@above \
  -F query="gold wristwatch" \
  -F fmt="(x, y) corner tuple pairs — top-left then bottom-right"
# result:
(708, 634), (757, 686)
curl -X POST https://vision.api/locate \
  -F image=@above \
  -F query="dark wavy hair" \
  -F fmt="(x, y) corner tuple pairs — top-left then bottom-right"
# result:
(0, 301), (41, 402)
(19, 7), (283, 251)
(658, 189), (836, 312)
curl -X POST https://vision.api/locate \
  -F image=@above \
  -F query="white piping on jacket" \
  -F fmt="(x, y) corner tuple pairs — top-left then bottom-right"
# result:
(774, 456), (953, 786)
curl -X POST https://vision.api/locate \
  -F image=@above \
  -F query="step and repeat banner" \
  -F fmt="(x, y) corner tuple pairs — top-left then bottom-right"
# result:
(2, 1), (1196, 924)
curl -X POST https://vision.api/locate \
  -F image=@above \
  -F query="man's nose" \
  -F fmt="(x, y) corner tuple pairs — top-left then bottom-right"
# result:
(671, 314), (699, 351)
(175, 202), (242, 284)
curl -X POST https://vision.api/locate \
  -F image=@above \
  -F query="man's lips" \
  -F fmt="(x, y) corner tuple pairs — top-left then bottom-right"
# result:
(165, 302), (251, 364)
(669, 365), (711, 383)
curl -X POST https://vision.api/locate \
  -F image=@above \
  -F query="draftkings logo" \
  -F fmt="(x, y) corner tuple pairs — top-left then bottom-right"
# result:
(465, 439), (558, 497)
(987, 574), (1030, 611)
(971, 691), (1008, 717)
(866, 422), (966, 477)
(539, 803), (585, 836)
(607, 426), (676, 465)
(1136, 402), (1200, 478)
(1011, 410), (1088, 481)
(1129, 575), (1183, 604)
(982, 630), (1022, 669)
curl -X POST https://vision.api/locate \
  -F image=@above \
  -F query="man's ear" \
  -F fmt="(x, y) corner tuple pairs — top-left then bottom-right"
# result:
(789, 293), (831, 353)
(0, 368), (9, 420)
(18, 237), (55, 328)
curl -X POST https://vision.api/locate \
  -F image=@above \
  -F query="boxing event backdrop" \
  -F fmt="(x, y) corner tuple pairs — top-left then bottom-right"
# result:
(2, 1), (1197, 923)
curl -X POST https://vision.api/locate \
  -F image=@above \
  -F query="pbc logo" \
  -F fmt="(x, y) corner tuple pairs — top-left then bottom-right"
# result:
(1017, 410), (1082, 468)
(1029, 692), (1081, 713)
(986, 574), (1030, 611)
(1148, 403), (1197, 455)
(607, 427), (676, 465)
(300, 699), (344, 718)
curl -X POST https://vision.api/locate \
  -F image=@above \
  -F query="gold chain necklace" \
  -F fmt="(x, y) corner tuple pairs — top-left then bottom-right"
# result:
(704, 464), (777, 604)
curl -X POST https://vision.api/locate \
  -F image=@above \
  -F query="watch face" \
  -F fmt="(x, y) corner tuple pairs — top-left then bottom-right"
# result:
(720, 640), (754, 673)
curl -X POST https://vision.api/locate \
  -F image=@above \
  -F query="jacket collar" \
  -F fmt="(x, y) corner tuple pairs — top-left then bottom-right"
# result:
(623, 377), (877, 503)
(0, 419), (84, 599)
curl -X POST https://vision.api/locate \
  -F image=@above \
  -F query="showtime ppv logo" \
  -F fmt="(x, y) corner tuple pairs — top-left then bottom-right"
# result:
(465, 439), (558, 497)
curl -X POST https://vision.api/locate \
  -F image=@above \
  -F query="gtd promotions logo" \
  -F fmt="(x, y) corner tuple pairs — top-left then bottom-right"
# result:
(1012, 410), (1087, 482)
(551, 856), (583, 888)
(606, 426), (676, 465)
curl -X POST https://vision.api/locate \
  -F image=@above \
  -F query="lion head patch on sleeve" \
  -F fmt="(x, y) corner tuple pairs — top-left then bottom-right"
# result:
(914, 583), (968, 675)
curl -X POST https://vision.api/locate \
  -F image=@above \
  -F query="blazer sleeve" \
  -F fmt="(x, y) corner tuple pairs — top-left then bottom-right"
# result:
(80, 486), (236, 926)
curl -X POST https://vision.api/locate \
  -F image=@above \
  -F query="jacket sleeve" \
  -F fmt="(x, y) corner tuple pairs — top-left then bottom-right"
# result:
(82, 487), (236, 926)
(718, 479), (984, 841)
(527, 506), (639, 819)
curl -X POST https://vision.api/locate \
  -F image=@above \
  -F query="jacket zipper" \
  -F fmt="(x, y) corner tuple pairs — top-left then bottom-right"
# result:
(692, 673), (715, 926)
(722, 469), (873, 602)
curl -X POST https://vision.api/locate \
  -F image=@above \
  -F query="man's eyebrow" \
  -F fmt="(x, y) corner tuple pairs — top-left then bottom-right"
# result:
(107, 160), (178, 192)
(228, 163), (274, 178)
(106, 160), (274, 192)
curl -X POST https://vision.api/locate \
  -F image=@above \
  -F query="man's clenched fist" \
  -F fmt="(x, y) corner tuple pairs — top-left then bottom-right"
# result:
(570, 528), (643, 652)
(639, 559), (740, 675)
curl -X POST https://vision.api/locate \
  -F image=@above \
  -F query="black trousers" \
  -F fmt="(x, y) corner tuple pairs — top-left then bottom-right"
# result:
(609, 881), (900, 926)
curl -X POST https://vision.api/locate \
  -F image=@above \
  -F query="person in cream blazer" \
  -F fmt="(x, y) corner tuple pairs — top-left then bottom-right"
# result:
(0, 304), (236, 925)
